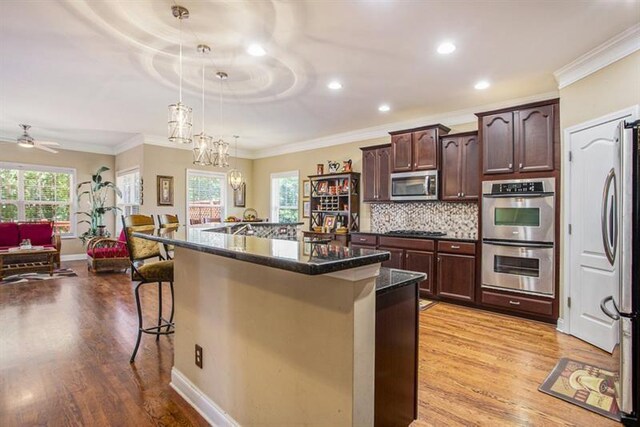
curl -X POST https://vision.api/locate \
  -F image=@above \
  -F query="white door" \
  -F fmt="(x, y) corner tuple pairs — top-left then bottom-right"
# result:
(567, 116), (627, 352)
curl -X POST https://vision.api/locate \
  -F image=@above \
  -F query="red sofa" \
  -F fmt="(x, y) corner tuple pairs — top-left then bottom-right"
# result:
(0, 221), (61, 267)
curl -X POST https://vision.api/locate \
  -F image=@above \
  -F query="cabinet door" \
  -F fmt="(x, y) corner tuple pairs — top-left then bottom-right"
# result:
(362, 149), (377, 202)
(392, 133), (413, 172)
(413, 129), (438, 170)
(437, 253), (475, 302)
(379, 247), (404, 269)
(405, 250), (435, 297)
(460, 135), (480, 200)
(517, 105), (554, 172)
(440, 137), (461, 200)
(377, 146), (392, 201)
(482, 112), (514, 174)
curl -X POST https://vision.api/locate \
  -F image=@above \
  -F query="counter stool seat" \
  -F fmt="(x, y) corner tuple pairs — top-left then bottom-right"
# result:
(133, 260), (174, 283)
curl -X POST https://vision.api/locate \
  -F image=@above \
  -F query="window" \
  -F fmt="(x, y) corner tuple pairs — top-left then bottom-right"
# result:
(0, 162), (75, 236)
(187, 170), (226, 227)
(271, 171), (299, 223)
(116, 168), (141, 234)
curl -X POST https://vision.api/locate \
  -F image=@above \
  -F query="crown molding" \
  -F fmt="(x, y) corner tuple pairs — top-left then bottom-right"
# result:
(252, 90), (559, 159)
(554, 24), (640, 90)
(113, 133), (145, 155)
(139, 134), (255, 159)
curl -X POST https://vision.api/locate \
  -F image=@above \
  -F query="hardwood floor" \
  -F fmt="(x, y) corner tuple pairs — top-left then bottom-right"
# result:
(0, 261), (619, 426)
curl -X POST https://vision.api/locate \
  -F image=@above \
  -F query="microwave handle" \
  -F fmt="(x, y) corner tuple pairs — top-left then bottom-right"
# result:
(424, 176), (430, 195)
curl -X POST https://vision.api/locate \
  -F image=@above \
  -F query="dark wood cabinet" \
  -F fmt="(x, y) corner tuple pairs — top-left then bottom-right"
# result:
(406, 250), (435, 297)
(361, 144), (395, 202)
(413, 129), (437, 170)
(391, 133), (413, 172)
(379, 246), (404, 269)
(517, 105), (554, 172)
(482, 112), (514, 174)
(390, 124), (450, 173)
(440, 132), (479, 201)
(478, 99), (559, 177)
(437, 253), (475, 302)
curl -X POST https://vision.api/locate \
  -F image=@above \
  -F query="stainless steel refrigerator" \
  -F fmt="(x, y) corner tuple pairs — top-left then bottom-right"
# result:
(600, 119), (639, 425)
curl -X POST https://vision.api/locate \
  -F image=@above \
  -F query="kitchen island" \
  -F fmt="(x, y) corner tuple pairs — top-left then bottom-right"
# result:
(135, 228), (424, 427)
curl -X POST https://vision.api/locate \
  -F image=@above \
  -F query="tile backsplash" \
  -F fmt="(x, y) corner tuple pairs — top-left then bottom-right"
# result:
(370, 202), (478, 239)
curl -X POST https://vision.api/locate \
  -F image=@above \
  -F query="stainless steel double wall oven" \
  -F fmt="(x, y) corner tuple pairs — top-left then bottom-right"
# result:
(481, 178), (556, 297)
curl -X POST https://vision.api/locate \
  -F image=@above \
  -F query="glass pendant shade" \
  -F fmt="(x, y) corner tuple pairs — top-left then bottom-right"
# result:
(228, 168), (244, 190)
(168, 102), (193, 144)
(192, 132), (212, 165)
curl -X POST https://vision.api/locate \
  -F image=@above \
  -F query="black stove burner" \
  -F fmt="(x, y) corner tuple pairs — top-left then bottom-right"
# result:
(386, 230), (446, 237)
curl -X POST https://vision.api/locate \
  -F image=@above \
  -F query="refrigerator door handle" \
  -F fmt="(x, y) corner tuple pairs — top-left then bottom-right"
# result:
(600, 295), (621, 321)
(601, 168), (617, 265)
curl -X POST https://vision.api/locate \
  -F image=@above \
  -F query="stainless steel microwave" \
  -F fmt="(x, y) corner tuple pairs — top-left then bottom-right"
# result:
(390, 170), (438, 201)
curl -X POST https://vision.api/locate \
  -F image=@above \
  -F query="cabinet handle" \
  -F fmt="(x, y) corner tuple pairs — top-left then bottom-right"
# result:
(437, 257), (441, 263)
(407, 163), (411, 168)
(508, 300), (521, 306)
(461, 192), (465, 197)
(405, 253), (409, 259)
(457, 192), (461, 197)
(508, 163), (513, 169)
(450, 245), (460, 249)
(359, 238), (367, 242)
(519, 163), (523, 169)
(414, 163), (417, 168)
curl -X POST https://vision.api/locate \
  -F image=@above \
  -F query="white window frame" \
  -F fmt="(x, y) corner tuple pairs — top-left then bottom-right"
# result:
(186, 169), (227, 231)
(115, 166), (141, 235)
(0, 161), (77, 238)
(270, 170), (299, 223)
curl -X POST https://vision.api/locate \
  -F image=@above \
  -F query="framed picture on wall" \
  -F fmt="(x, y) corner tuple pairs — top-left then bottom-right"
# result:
(303, 200), (311, 218)
(302, 180), (311, 199)
(323, 214), (337, 231)
(156, 175), (174, 206)
(234, 183), (246, 207)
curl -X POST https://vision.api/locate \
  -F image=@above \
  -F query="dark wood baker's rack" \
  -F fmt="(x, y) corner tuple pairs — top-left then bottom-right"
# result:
(308, 172), (360, 233)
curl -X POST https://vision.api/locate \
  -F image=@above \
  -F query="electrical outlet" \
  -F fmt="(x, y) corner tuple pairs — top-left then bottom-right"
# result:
(195, 344), (203, 369)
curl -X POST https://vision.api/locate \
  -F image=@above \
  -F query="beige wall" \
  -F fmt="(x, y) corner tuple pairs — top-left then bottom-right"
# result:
(252, 122), (477, 229)
(114, 144), (144, 175)
(0, 142), (116, 255)
(140, 144), (253, 223)
(557, 51), (640, 320)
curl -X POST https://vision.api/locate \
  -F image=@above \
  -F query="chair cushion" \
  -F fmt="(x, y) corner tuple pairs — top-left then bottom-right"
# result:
(118, 230), (126, 242)
(18, 223), (53, 246)
(0, 223), (20, 247)
(133, 260), (174, 282)
(87, 245), (128, 259)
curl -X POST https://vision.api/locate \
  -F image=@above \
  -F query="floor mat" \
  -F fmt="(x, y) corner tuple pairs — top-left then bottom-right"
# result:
(419, 299), (437, 311)
(539, 357), (620, 421)
(0, 268), (77, 285)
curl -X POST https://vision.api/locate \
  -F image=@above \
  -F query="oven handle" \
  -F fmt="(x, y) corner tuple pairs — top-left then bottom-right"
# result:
(482, 192), (554, 199)
(482, 240), (553, 249)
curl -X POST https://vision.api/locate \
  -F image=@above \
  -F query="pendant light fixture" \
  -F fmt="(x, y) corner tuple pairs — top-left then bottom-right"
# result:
(193, 44), (213, 166)
(168, 5), (193, 145)
(228, 135), (244, 190)
(212, 72), (230, 168)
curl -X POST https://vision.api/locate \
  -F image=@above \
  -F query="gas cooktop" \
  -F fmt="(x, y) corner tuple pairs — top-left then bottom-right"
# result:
(386, 230), (447, 237)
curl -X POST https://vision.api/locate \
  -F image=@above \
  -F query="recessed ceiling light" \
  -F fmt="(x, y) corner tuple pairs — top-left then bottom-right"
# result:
(474, 80), (490, 90)
(378, 104), (390, 112)
(247, 44), (266, 57)
(327, 80), (342, 90)
(437, 42), (456, 55)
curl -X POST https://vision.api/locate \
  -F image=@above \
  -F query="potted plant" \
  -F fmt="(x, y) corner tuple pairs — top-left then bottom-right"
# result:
(77, 166), (122, 244)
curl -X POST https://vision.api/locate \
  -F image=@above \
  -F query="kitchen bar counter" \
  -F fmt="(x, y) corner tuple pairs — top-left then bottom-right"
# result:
(375, 268), (426, 294)
(134, 227), (389, 275)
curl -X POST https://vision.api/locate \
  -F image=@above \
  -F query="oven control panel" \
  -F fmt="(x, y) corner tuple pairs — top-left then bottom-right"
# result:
(491, 181), (544, 194)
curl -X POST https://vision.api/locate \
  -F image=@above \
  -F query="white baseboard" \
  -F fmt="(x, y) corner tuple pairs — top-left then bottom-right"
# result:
(556, 317), (568, 334)
(170, 368), (239, 427)
(61, 253), (87, 261)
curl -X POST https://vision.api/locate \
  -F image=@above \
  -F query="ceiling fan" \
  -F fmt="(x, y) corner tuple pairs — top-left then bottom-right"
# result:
(16, 124), (60, 153)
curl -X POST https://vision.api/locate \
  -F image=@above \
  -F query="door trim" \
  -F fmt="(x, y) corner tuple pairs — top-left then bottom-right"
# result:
(560, 105), (639, 334)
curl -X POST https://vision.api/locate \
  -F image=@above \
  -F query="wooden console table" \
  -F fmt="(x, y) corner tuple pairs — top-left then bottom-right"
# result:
(0, 247), (58, 279)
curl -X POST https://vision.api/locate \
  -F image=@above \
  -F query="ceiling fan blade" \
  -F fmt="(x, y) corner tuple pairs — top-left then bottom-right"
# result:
(36, 145), (58, 154)
(36, 140), (61, 146)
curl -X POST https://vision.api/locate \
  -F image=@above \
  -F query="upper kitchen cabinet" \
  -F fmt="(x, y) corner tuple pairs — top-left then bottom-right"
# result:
(361, 144), (392, 202)
(477, 99), (559, 177)
(389, 124), (450, 173)
(441, 131), (479, 201)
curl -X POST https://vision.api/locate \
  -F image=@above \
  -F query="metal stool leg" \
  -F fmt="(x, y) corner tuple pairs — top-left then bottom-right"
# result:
(156, 282), (163, 342)
(167, 281), (175, 333)
(130, 282), (144, 363)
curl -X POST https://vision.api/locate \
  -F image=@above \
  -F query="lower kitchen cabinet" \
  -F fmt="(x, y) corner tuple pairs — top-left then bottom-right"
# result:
(437, 253), (476, 302)
(405, 250), (435, 297)
(379, 246), (404, 269)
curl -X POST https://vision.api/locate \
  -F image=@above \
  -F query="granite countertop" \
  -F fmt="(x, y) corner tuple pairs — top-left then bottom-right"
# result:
(375, 268), (426, 294)
(133, 228), (390, 276)
(353, 230), (478, 243)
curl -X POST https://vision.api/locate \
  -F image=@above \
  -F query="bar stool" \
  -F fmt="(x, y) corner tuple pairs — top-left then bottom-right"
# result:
(122, 214), (175, 363)
(157, 214), (180, 260)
